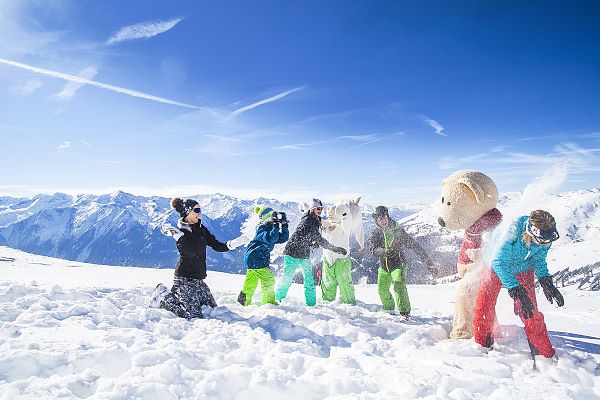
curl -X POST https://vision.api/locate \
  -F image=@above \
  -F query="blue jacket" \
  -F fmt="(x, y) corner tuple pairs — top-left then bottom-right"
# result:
(244, 222), (289, 270)
(491, 216), (551, 289)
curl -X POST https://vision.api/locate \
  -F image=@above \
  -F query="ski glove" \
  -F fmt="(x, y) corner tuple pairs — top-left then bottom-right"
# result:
(226, 236), (247, 250)
(508, 285), (535, 319)
(160, 224), (183, 240)
(539, 276), (565, 307)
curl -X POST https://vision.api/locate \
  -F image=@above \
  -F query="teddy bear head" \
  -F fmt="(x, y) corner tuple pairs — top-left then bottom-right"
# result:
(438, 170), (498, 231)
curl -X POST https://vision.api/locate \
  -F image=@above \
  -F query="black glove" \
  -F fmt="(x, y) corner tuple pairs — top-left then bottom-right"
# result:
(508, 285), (535, 319)
(539, 276), (565, 307)
(333, 246), (347, 256)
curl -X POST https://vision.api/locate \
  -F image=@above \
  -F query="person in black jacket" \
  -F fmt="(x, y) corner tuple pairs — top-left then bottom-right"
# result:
(370, 205), (437, 318)
(275, 198), (346, 306)
(151, 197), (238, 319)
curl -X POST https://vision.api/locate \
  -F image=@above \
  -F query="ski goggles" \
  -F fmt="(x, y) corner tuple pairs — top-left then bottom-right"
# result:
(526, 220), (559, 244)
(192, 207), (201, 214)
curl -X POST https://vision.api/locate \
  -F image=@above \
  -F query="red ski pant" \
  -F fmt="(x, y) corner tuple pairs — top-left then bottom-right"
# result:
(474, 267), (555, 358)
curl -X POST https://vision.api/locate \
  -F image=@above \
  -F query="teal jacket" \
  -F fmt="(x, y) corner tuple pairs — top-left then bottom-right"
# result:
(244, 222), (289, 270)
(491, 216), (551, 289)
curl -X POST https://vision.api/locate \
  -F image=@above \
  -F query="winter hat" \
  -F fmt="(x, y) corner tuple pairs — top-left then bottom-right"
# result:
(372, 205), (389, 219)
(254, 206), (274, 222)
(171, 197), (200, 219)
(311, 198), (323, 209)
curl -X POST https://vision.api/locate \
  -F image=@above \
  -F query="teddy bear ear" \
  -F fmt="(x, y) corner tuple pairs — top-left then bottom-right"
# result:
(456, 177), (487, 204)
(354, 196), (361, 205)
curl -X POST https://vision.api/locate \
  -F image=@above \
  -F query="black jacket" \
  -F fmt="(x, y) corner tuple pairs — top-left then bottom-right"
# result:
(174, 221), (229, 280)
(369, 219), (432, 273)
(283, 212), (338, 259)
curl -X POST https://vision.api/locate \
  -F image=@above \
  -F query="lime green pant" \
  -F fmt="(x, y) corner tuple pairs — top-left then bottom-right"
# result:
(321, 257), (355, 305)
(275, 255), (316, 306)
(378, 267), (410, 313)
(240, 268), (276, 306)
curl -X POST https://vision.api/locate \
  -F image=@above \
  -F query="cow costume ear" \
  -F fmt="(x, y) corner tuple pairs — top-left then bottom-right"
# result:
(455, 177), (487, 205)
(298, 202), (310, 213)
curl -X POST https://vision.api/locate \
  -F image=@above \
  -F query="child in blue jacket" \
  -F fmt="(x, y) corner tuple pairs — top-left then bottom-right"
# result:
(237, 206), (289, 306)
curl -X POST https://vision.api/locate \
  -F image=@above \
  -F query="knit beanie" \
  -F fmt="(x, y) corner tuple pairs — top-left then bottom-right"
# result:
(171, 197), (199, 219)
(311, 198), (323, 209)
(372, 205), (389, 219)
(254, 206), (274, 222)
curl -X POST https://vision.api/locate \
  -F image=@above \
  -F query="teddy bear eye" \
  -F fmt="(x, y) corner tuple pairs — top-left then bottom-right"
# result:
(441, 197), (444, 204)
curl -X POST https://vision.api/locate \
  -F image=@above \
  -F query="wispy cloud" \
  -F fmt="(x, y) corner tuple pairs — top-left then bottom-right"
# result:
(337, 134), (378, 142)
(272, 144), (311, 151)
(10, 79), (42, 95)
(339, 138), (384, 153)
(228, 87), (304, 119)
(53, 66), (97, 100)
(419, 114), (447, 136)
(0, 57), (201, 109)
(57, 141), (71, 151)
(80, 140), (91, 147)
(439, 153), (491, 170)
(190, 135), (258, 157)
(106, 18), (183, 45)
(576, 132), (600, 139)
(500, 152), (558, 164)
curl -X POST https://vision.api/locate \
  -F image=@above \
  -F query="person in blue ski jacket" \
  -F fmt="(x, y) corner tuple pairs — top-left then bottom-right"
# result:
(474, 210), (564, 358)
(238, 206), (289, 306)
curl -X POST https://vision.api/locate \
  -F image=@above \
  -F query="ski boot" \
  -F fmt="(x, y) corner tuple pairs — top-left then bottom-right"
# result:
(148, 283), (169, 308)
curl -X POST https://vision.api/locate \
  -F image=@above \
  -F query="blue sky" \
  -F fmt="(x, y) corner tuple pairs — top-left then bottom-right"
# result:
(1, 1), (599, 205)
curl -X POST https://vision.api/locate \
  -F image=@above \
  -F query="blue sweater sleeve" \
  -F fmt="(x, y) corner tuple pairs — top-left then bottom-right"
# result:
(277, 225), (289, 244)
(253, 224), (280, 245)
(492, 235), (521, 289)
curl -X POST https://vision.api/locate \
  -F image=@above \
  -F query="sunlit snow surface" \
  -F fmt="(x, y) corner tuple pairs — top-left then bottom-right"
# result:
(1, 247), (598, 399)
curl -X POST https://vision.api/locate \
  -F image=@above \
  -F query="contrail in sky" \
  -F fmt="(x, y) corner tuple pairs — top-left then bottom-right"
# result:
(0, 57), (201, 109)
(228, 87), (304, 119)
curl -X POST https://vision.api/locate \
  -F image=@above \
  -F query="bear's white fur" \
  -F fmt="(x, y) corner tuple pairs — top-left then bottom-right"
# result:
(438, 170), (500, 340)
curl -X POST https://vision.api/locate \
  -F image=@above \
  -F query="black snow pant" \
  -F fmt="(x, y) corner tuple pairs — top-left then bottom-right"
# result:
(161, 276), (217, 319)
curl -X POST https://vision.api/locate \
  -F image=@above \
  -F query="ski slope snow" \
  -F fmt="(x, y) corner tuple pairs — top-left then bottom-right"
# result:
(0, 247), (599, 399)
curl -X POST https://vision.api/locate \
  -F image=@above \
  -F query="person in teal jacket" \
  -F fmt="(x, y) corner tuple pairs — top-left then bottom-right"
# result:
(237, 206), (289, 306)
(474, 210), (564, 358)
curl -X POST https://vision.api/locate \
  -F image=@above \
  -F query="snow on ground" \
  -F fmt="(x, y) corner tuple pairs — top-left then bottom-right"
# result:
(0, 246), (599, 399)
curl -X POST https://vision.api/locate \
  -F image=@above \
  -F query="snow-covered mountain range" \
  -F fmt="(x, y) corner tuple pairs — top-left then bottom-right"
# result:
(0, 189), (599, 285)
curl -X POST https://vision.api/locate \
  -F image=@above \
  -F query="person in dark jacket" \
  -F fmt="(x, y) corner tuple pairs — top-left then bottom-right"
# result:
(237, 205), (289, 306)
(370, 205), (437, 317)
(152, 197), (238, 319)
(275, 198), (347, 306)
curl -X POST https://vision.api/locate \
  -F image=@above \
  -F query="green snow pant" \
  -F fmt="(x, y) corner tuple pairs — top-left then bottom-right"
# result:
(275, 255), (316, 306)
(321, 257), (355, 305)
(238, 268), (276, 306)
(378, 267), (410, 313)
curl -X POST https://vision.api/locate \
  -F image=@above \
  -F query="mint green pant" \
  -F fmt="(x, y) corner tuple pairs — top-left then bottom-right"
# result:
(321, 257), (355, 305)
(378, 267), (410, 313)
(240, 268), (276, 306)
(275, 255), (316, 306)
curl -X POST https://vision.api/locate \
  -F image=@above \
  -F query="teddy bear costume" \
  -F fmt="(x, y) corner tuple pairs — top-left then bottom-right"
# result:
(438, 170), (502, 339)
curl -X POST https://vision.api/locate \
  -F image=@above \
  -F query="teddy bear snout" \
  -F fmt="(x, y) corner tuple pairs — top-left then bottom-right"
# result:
(438, 217), (446, 227)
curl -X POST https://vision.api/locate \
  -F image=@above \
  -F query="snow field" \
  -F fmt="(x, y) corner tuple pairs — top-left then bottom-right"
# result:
(0, 247), (599, 399)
